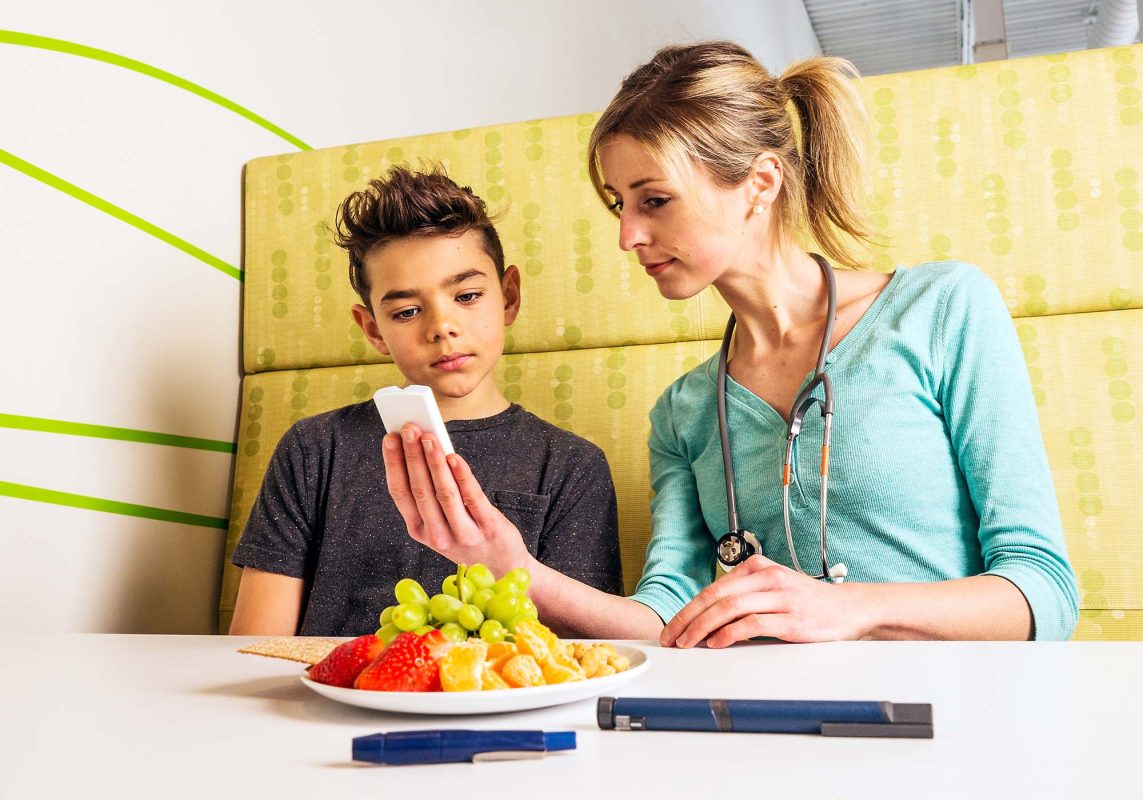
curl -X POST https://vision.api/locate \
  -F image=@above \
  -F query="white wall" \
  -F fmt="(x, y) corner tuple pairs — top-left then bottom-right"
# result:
(0, 0), (820, 633)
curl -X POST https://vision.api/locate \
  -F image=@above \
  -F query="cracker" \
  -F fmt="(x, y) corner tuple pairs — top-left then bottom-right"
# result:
(237, 637), (344, 665)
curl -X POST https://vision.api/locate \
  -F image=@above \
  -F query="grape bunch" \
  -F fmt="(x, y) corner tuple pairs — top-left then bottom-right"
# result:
(376, 564), (538, 646)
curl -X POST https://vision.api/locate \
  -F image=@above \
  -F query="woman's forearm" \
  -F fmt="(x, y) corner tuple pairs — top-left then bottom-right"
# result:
(524, 557), (664, 640)
(851, 575), (1034, 640)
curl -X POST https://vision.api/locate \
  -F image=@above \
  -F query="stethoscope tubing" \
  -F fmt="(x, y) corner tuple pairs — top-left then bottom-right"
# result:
(716, 253), (842, 581)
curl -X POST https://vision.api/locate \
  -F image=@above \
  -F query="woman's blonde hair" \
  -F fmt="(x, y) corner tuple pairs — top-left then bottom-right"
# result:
(588, 41), (876, 268)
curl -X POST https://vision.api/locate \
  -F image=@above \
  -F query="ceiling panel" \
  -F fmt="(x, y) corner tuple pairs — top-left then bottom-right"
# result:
(803, 0), (1128, 76)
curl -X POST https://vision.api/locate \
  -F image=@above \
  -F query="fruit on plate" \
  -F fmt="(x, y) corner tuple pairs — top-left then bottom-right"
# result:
(354, 630), (453, 692)
(439, 640), (488, 691)
(376, 563), (540, 643)
(308, 634), (386, 688)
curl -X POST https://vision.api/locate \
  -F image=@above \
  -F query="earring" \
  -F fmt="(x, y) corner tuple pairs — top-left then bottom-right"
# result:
(753, 203), (766, 215)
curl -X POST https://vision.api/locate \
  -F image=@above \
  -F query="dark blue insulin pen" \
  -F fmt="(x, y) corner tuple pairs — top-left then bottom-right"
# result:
(598, 697), (933, 738)
(352, 730), (576, 765)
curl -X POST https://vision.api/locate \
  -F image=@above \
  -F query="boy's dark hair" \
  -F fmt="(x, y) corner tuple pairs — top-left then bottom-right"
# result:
(332, 164), (506, 308)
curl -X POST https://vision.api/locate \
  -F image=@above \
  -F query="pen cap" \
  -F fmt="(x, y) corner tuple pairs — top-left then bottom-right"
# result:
(543, 731), (576, 752)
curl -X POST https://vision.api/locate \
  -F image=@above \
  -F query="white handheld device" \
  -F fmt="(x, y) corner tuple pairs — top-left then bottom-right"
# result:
(373, 385), (455, 455)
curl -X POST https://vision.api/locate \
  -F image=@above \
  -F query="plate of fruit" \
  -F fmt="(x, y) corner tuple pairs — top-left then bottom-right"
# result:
(299, 564), (648, 715)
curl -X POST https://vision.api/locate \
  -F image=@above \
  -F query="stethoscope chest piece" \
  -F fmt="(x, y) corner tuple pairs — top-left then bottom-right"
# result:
(716, 529), (761, 569)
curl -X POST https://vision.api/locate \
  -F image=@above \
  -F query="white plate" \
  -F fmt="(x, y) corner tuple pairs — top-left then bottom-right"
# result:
(300, 643), (649, 715)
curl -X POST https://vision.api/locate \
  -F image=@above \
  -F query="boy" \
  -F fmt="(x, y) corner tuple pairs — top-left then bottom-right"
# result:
(229, 165), (622, 636)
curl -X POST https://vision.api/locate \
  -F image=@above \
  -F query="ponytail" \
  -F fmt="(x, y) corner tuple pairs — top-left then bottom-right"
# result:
(779, 58), (877, 267)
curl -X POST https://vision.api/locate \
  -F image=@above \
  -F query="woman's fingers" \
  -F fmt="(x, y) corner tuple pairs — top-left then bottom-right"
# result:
(660, 555), (781, 646)
(703, 614), (791, 649)
(671, 587), (789, 648)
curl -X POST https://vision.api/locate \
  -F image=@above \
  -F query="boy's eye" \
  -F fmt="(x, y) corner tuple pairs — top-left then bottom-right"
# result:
(457, 291), (484, 303)
(391, 307), (419, 321)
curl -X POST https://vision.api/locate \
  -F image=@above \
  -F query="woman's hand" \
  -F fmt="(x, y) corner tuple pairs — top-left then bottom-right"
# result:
(660, 555), (869, 647)
(381, 424), (534, 576)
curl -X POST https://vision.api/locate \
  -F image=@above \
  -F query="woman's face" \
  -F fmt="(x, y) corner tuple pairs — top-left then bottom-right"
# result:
(597, 134), (756, 300)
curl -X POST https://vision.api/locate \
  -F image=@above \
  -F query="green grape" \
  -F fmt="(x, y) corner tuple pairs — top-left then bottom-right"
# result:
(413, 625), (435, 636)
(471, 588), (494, 613)
(484, 591), (522, 624)
(491, 577), (523, 595)
(376, 623), (401, 646)
(479, 619), (506, 643)
(503, 613), (525, 634)
(520, 597), (539, 620)
(394, 578), (430, 607)
(439, 622), (467, 643)
(379, 606), (395, 627)
(466, 563), (495, 590)
(442, 575), (476, 602)
(392, 602), (428, 631)
(428, 593), (462, 624)
(458, 603), (484, 631)
(504, 567), (532, 592)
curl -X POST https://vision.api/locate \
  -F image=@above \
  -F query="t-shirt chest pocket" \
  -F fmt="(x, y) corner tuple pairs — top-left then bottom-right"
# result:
(489, 489), (551, 555)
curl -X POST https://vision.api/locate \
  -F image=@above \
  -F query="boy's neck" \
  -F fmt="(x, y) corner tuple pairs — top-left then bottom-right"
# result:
(433, 383), (511, 422)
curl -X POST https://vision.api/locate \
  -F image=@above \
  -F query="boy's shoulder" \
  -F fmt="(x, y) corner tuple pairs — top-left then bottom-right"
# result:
(493, 405), (608, 464)
(276, 400), (379, 453)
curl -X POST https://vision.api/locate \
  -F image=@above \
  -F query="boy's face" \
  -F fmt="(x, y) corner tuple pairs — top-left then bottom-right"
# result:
(352, 230), (520, 409)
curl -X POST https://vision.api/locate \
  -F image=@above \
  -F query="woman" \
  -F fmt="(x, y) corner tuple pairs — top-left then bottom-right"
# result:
(382, 41), (1078, 644)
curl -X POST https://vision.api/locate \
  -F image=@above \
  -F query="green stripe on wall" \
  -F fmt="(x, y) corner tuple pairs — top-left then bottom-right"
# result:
(0, 30), (312, 151)
(0, 414), (236, 453)
(0, 149), (243, 281)
(0, 481), (228, 529)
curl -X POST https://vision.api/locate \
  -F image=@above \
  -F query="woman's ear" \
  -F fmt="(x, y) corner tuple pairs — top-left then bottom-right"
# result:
(747, 151), (783, 213)
(501, 265), (522, 326)
(350, 304), (390, 356)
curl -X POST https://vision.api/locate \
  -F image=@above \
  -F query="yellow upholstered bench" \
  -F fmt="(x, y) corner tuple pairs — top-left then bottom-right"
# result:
(221, 44), (1143, 640)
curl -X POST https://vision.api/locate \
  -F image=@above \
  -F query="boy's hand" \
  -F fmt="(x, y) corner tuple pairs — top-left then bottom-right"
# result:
(382, 423), (534, 576)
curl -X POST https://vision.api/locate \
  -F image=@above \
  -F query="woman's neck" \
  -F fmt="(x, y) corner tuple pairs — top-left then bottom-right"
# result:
(714, 242), (828, 357)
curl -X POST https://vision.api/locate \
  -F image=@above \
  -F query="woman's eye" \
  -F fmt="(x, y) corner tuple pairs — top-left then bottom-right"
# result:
(457, 291), (484, 303)
(391, 308), (419, 321)
(607, 199), (623, 212)
(645, 196), (670, 209)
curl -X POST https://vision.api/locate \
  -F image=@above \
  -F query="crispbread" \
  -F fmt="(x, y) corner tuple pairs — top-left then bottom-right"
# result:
(237, 637), (344, 665)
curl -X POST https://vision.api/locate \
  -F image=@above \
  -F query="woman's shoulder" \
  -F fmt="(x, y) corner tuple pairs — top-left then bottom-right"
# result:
(894, 259), (996, 296)
(651, 354), (719, 415)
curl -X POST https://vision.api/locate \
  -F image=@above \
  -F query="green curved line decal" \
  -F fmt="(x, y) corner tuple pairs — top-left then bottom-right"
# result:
(0, 414), (236, 453)
(0, 30), (311, 151)
(0, 481), (228, 529)
(0, 149), (242, 281)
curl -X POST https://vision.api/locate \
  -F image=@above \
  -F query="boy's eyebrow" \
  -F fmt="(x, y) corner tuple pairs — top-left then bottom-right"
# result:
(602, 177), (664, 192)
(379, 269), (490, 303)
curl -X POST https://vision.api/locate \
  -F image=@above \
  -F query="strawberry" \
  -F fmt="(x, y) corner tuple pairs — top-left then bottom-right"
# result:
(354, 631), (453, 692)
(308, 634), (385, 688)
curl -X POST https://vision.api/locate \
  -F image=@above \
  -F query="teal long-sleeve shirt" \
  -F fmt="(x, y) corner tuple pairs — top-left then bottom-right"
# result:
(630, 261), (1079, 640)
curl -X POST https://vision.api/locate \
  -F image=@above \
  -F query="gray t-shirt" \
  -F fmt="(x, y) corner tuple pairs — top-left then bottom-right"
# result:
(232, 401), (623, 636)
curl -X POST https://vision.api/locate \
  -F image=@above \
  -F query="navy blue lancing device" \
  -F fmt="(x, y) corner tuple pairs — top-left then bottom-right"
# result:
(352, 730), (577, 765)
(597, 697), (933, 739)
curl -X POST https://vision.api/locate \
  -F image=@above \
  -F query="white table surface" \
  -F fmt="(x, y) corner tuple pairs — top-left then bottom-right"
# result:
(1, 635), (1141, 799)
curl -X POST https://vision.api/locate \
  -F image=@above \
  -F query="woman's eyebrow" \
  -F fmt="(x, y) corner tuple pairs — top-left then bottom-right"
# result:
(602, 177), (665, 192)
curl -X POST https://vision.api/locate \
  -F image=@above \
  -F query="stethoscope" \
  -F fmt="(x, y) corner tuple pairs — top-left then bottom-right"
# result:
(714, 253), (848, 583)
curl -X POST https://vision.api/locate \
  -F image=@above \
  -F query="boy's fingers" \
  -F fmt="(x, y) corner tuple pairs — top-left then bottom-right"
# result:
(398, 425), (451, 536)
(419, 435), (476, 534)
(447, 453), (497, 528)
(381, 434), (424, 537)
